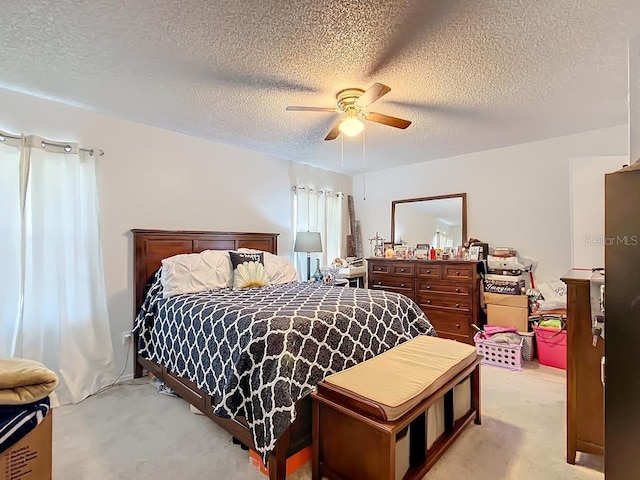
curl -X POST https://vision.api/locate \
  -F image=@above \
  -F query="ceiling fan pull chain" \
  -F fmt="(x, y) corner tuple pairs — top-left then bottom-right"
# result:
(362, 126), (366, 201)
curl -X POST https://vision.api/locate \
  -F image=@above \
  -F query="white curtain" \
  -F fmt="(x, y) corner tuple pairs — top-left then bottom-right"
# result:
(293, 186), (343, 279)
(0, 133), (117, 405)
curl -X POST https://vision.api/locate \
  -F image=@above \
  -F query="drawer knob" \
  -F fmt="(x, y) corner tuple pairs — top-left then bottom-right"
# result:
(455, 288), (460, 293)
(427, 300), (431, 304)
(377, 281), (381, 285)
(426, 270), (431, 274)
(401, 283), (405, 288)
(400, 268), (406, 272)
(456, 303), (460, 308)
(456, 323), (460, 328)
(426, 285), (431, 290)
(455, 271), (460, 275)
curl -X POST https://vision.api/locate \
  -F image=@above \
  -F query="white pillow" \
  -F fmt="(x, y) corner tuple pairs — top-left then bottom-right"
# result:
(161, 250), (233, 298)
(237, 248), (299, 284)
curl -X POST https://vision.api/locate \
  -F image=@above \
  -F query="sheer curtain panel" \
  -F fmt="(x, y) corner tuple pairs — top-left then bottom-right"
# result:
(0, 133), (116, 405)
(293, 186), (343, 279)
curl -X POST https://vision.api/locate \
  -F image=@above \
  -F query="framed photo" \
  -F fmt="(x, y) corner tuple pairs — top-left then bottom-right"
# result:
(393, 245), (408, 259)
(416, 243), (430, 251)
(468, 245), (481, 261)
(415, 248), (428, 259)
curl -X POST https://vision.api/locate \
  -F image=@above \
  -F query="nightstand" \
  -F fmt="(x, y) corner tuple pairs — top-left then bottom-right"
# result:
(336, 266), (366, 288)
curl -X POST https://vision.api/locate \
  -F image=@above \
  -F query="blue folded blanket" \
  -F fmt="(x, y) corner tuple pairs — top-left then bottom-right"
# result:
(0, 397), (50, 454)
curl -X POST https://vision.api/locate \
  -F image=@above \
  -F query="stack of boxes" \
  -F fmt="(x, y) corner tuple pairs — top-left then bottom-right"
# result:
(483, 248), (531, 333)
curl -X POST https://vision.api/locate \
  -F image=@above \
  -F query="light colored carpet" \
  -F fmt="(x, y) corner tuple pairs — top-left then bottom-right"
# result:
(53, 363), (603, 480)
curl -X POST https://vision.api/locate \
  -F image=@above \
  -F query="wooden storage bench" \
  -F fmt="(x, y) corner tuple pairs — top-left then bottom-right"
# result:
(311, 336), (481, 480)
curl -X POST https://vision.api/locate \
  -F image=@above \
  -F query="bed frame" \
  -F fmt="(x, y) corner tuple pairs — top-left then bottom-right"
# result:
(132, 229), (310, 480)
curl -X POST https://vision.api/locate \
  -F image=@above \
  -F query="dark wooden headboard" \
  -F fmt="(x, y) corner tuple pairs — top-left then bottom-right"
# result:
(132, 229), (279, 314)
(131, 229), (279, 379)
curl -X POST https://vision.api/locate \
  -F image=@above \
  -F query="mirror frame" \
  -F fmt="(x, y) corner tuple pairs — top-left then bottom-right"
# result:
(390, 193), (467, 246)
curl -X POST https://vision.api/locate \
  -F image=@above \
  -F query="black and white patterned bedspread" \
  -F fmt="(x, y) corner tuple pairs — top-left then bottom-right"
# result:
(134, 274), (435, 461)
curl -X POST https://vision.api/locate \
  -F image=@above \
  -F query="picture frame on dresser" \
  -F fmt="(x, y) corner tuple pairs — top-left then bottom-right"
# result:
(393, 245), (408, 259)
(468, 245), (481, 261)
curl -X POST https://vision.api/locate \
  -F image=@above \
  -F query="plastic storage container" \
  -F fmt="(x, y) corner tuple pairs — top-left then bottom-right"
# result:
(519, 331), (535, 361)
(474, 332), (523, 371)
(533, 326), (567, 370)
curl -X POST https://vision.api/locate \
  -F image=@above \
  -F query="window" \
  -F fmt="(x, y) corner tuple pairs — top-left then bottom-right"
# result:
(292, 186), (343, 279)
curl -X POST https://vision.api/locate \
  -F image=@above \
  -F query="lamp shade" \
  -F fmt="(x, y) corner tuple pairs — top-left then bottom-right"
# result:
(294, 231), (323, 253)
(339, 117), (364, 137)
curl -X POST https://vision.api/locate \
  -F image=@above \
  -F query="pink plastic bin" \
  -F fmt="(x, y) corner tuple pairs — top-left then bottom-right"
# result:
(533, 326), (567, 370)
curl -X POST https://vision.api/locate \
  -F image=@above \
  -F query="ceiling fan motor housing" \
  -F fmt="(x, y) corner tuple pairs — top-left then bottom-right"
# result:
(337, 88), (365, 112)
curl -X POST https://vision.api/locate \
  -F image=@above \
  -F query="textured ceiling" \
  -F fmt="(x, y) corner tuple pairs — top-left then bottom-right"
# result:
(1, 0), (639, 174)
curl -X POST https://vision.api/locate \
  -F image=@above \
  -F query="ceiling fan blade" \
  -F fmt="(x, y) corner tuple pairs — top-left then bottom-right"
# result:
(286, 106), (340, 112)
(324, 121), (342, 141)
(356, 83), (391, 108)
(364, 112), (412, 129)
(367, 1), (454, 77)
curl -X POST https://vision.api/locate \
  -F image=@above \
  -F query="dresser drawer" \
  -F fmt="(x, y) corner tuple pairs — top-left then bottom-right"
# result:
(369, 276), (415, 297)
(418, 293), (471, 313)
(422, 309), (472, 339)
(370, 262), (414, 276)
(390, 263), (414, 276)
(416, 264), (442, 279)
(416, 281), (471, 296)
(370, 262), (390, 275)
(443, 264), (474, 280)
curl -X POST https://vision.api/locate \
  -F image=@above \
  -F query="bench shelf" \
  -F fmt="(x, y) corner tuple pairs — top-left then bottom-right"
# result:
(312, 356), (481, 480)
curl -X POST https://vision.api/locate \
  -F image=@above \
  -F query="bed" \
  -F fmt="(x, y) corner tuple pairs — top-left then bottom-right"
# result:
(131, 229), (434, 480)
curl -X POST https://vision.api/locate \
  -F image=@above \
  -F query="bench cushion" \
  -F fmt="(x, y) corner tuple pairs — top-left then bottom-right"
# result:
(323, 336), (477, 421)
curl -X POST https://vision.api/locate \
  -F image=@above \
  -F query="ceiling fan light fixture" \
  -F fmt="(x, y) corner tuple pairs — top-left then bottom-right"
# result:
(339, 116), (364, 137)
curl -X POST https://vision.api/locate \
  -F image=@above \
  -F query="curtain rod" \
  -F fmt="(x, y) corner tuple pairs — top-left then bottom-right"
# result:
(0, 132), (104, 156)
(292, 186), (344, 197)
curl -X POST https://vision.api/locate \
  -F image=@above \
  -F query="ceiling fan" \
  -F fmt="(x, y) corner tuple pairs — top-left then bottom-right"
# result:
(286, 83), (412, 140)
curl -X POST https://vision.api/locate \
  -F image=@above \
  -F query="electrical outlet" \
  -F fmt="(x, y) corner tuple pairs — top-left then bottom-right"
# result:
(122, 331), (133, 345)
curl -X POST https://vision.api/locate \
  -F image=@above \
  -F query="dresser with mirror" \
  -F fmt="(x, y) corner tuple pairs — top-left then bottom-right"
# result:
(367, 193), (484, 344)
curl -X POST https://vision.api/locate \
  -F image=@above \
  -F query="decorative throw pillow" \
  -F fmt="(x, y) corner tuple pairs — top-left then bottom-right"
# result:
(161, 250), (233, 298)
(237, 248), (299, 284)
(229, 251), (271, 290)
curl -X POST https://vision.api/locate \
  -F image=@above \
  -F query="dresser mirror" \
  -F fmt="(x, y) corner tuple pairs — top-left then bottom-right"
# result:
(391, 193), (467, 249)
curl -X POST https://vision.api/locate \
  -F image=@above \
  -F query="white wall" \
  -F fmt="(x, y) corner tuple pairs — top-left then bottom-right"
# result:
(570, 156), (628, 270)
(353, 125), (628, 283)
(0, 87), (351, 378)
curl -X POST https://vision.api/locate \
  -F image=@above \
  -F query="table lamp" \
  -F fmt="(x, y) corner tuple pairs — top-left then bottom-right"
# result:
(294, 231), (323, 281)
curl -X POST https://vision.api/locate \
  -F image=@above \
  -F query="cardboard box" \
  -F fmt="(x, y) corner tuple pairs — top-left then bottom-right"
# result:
(249, 446), (311, 477)
(484, 277), (526, 295)
(0, 411), (52, 480)
(484, 292), (529, 332)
